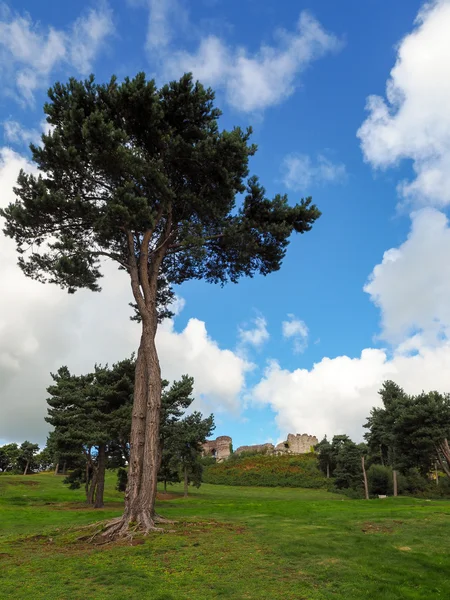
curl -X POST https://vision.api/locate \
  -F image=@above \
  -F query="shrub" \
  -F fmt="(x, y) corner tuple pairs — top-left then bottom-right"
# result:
(367, 464), (393, 496)
(203, 453), (330, 489)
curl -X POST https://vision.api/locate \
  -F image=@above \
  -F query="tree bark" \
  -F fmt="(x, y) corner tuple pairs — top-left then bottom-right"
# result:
(362, 455), (369, 500)
(62, 461), (67, 475)
(106, 312), (163, 534)
(23, 460), (29, 476)
(94, 444), (106, 508)
(102, 227), (171, 538)
(436, 445), (450, 479)
(184, 465), (188, 497)
(54, 462), (59, 476)
(87, 466), (98, 505)
(326, 462), (330, 479)
(393, 469), (398, 497)
(164, 479), (167, 493)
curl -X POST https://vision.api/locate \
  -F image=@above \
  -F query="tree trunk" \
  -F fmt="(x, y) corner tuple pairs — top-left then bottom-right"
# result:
(62, 461), (67, 475)
(54, 462), (59, 476)
(435, 463), (439, 486)
(105, 311), (164, 535)
(164, 479), (167, 493)
(85, 460), (91, 500)
(439, 439), (450, 479)
(362, 455), (369, 500)
(87, 467), (98, 505)
(326, 462), (330, 479)
(393, 469), (398, 497)
(184, 465), (188, 497)
(94, 444), (106, 508)
(23, 460), (29, 476)
(380, 445), (384, 467)
(436, 445), (450, 479)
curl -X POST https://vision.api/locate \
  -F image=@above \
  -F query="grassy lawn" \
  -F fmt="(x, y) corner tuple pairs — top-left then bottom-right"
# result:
(1, 473), (450, 599)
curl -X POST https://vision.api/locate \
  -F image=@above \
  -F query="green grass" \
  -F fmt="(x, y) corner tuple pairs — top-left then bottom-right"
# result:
(1, 473), (450, 599)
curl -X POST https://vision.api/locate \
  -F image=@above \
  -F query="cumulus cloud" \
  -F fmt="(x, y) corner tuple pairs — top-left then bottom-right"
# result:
(253, 343), (450, 442)
(282, 153), (346, 191)
(364, 208), (450, 345)
(157, 318), (252, 415)
(253, 207), (450, 441)
(238, 316), (270, 349)
(158, 11), (341, 112)
(357, 0), (450, 206)
(0, 3), (114, 103)
(282, 315), (309, 353)
(0, 147), (251, 445)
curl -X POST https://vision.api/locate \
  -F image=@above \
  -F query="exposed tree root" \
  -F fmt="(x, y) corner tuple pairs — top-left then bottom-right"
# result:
(154, 512), (176, 524)
(74, 511), (176, 543)
(99, 512), (176, 540)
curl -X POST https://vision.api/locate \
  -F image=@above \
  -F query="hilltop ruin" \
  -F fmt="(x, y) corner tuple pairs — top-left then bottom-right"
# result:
(203, 433), (318, 461)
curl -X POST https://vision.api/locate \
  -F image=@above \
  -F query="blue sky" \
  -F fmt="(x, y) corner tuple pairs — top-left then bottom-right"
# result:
(2, 0), (450, 449)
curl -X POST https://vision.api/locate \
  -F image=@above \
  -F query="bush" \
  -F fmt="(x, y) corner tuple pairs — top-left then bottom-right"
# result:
(203, 453), (330, 489)
(368, 464), (392, 496)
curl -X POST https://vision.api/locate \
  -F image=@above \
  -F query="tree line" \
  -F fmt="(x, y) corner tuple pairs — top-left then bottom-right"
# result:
(1, 358), (214, 508)
(315, 380), (450, 498)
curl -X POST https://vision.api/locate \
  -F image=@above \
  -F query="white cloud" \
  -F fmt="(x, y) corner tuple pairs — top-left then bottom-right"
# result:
(0, 4), (114, 104)
(3, 120), (41, 146)
(238, 316), (270, 349)
(145, 0), (183, 50)
(0, 147), (250, 445)
(357, 0), (450, 206)
(69, 6), (115, 74)
(253, 206), (450, 441)
(161, 11), (341, 113)
(364, 208), (450, 345)
(282, 153), (346, 191)
(157, 318), (252, 414)
(252, 342), (450, 442)
(282, 315), (309, 353)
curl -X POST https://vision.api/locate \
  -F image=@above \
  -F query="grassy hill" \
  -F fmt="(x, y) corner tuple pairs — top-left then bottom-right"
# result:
(203, 452), (329, 488)
(1, 471), (450, 599)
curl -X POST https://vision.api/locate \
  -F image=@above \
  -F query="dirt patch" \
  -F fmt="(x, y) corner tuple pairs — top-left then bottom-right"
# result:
(156, 492), (183, 500)
(52, 501), (124, 511)
(177, 520), (246, 536)
(361, 521), (396, 534)
(397, 546), (412, 552)
(5, 480), (39, 487)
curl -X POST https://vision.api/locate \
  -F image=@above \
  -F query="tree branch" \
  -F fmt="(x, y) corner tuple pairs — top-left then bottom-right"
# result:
(126, 231), (146, 316)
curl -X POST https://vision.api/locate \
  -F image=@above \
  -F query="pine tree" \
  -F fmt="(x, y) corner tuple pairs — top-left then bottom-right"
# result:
(1, 73), (320, 536)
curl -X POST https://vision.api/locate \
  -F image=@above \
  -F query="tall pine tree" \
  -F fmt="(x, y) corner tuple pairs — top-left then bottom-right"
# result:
(1, 73), (320, 536)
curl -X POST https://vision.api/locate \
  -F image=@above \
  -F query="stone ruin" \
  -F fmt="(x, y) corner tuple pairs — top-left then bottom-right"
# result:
(203, 433), (318, 461)
(275, 433), (318, 454)
(235, 443), (274, 455)
(202, 435), (232, 461)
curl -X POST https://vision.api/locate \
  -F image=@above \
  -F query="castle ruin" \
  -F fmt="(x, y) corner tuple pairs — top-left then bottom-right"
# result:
(202, 435), (232, 461)
(203, 433), (318, 460)
(276, 433), (318, 454)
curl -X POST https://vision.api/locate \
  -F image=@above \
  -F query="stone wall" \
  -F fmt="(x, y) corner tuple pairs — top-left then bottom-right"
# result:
(276, 433), (318, 454)
(234, 443), (274, 455)
(202, 435), (232, 461)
